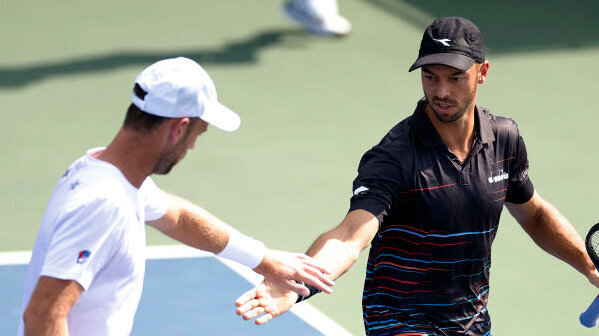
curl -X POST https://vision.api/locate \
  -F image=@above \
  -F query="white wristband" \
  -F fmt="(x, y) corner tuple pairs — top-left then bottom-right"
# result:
(217, 229), (265, 269)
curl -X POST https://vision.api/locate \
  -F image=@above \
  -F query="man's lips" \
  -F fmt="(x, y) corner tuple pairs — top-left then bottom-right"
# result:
(433, 101), (455, 112)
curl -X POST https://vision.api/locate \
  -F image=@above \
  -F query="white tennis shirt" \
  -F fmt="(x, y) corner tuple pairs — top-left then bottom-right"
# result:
(18, 148), (168, 336)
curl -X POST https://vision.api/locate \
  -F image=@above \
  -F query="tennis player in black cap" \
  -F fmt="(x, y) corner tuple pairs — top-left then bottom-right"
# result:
(235, 17), (599, 335)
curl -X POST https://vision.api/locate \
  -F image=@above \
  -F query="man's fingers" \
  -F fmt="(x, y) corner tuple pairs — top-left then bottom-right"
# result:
(235, 288), (257, 307)
(303, 264), (335, 286)
(255, 313), (274, 325)
(281, 280), (310, 297)
(296, 255), (332, 275)
(295, 271), (333, 294)
(236, 298), (260, 316)
(242, 307), (265, 321)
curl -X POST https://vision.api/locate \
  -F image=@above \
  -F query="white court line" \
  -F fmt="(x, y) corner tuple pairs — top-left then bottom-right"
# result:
(0, 245), (353, 336)
(0, 251), (31, 265)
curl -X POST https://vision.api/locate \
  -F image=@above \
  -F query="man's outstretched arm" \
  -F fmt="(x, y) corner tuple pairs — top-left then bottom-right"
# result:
(146, 194), (335, 297)
(235, 209), (379, 324)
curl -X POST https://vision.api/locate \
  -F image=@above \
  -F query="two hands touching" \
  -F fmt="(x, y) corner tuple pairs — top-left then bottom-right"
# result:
(239, 250), (331, 325)
(253, 250), (334, 298)
(234, 210), (380, 324)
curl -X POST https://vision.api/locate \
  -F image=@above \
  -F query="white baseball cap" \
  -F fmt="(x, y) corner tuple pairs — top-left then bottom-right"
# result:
(132, 57), (241, 132)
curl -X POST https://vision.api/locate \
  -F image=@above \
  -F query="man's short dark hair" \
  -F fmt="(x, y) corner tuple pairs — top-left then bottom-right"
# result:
(123, 103), (169, 132)
(124, 83), (201, 132)
(123, 83), (169, 132)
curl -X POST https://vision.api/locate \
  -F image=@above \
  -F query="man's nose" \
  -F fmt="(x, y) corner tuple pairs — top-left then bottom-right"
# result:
(435, 82), (450, 99)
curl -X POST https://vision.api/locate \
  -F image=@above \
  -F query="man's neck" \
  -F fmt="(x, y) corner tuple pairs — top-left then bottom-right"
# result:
(95, 129), (158, 188)
(425, 104), (476, 164)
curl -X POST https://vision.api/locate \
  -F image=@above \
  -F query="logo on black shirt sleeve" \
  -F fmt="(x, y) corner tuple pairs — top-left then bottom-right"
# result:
(354, 186), (370, 195)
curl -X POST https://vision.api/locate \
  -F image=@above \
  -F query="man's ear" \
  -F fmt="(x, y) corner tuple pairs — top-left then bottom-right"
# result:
(478, 60), (490, 84)
(167, 118), (190, 143)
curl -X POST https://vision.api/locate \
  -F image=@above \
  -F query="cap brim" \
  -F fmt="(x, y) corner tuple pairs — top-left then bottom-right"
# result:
(408, 53), (475, 72)
(200, 102), (241, 132)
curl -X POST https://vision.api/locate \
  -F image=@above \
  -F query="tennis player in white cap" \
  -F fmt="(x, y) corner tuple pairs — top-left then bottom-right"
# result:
(19, 57), (334, 336)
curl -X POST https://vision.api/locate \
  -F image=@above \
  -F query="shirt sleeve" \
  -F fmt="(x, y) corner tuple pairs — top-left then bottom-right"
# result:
(505, 126), (535, 204)
(349, 145), (406, 223)
(40, 198), (123, 290)
(141, 177), (168, 222)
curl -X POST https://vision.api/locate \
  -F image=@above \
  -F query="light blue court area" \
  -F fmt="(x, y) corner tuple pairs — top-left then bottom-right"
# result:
(0, 246), (350, 336)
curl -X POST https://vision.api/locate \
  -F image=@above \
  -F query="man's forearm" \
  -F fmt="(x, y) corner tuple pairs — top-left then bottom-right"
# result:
(151, 195), (230, 254)
(306, 209), (379, 280)
(528, 200), (594, 277)
(306, 232), (362, 280)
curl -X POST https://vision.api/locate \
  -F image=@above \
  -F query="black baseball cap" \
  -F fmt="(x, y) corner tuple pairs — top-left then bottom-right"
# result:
(409, 17), (485, 72)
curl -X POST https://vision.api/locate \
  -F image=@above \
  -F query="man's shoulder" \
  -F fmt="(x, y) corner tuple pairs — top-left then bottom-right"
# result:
(356, 115), (415, 175)
(377, 114), (415, 148)
(51, 164), (136, 221)
(479, 107), (519, 130)
(478, 107), (522, 143)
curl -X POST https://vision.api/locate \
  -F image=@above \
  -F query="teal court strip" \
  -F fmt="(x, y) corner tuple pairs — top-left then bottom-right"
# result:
(0, 245), (351, 336)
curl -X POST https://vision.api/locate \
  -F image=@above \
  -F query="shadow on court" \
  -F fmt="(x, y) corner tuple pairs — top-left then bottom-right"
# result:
(365, 0), (599, 53)
(0, 28), (308, 89)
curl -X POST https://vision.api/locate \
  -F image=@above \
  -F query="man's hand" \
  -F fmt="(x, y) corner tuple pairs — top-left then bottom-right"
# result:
(253, 249), (334, 297)
(235, 281), (298, 325)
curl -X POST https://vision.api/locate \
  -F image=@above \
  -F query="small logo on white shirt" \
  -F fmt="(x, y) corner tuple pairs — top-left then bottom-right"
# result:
(488, 170), (509, 183)
(69, 180), (81, 190)
(354, 186), (370, 196)
(433, 38), (451, 47)
(77, 250), (91, 264)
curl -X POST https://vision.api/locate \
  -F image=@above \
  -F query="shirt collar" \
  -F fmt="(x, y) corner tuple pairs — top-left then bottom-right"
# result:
(413, 99), (443, 148)
(412, 99), (495, 147)
(476, 106), (495, 144)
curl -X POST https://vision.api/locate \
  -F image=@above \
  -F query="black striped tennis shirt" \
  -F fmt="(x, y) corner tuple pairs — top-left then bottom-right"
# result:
(350, 99), (534, 336)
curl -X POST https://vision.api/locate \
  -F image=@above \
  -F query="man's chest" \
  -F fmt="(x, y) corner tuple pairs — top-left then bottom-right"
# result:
(391, 143), (515, 231)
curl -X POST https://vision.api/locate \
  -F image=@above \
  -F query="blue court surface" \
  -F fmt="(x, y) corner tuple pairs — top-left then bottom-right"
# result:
(0, 245), (351, 336)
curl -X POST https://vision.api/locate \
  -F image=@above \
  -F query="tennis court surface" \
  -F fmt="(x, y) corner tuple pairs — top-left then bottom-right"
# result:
(0, 245), (351, 336)
(2, 1), (599, 335)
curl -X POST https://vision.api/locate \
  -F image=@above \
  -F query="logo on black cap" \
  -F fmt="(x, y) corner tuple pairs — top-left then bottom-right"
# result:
(432, 38), (451, 47)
